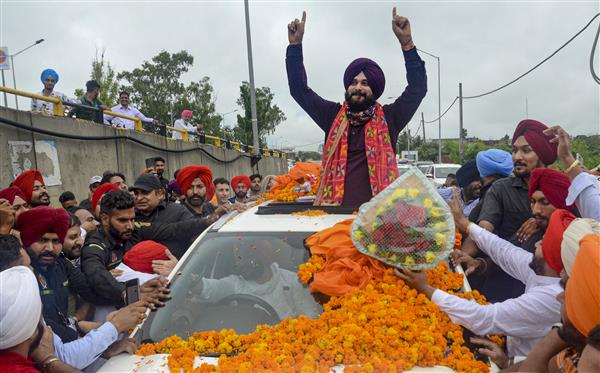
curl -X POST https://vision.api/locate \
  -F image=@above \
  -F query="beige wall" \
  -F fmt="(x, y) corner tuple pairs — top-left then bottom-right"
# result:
(0, 107), (287, 204)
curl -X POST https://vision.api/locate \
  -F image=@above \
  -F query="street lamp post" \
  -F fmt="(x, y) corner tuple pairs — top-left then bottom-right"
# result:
(243, 0), (259, 155)
(417, 48), (442, 163)
(10, 38), (44, 110)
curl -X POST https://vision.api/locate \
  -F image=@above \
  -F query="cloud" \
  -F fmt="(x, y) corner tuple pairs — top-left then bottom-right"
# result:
(2, 1), (598, 152)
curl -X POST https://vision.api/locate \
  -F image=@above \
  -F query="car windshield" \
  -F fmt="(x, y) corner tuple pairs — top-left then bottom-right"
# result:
(139, 231), (321, 343)
(435, 166), (460, 178)
(418, 165), (430, 174)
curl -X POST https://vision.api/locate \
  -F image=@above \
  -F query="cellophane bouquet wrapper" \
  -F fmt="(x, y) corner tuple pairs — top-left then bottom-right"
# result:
(351, 167), (455, 270)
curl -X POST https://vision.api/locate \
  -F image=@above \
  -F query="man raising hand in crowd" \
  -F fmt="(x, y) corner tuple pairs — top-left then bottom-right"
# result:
(286, 8), (426, 207)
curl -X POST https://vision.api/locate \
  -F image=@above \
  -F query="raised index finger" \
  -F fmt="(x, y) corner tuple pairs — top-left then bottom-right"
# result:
(301, 10), (306, 24)
(392, 7), (397, 18)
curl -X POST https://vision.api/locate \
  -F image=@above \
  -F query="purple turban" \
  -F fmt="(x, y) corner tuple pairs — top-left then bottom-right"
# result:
(343, 58), (386, 99)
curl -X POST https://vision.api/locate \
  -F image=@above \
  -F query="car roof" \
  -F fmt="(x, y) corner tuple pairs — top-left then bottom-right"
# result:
(215, 202), (355, 233)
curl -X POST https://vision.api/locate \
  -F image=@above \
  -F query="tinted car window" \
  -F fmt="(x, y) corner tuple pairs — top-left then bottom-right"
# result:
(142, 232), (321, 342)
(434, 166), (460, 179)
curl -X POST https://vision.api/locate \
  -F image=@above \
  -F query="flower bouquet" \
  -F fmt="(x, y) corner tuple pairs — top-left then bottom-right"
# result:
(351, 167), (455, 270)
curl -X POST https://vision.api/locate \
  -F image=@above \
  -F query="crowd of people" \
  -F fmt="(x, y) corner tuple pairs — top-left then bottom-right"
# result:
(1, 8), (598, 373)
(0, 155), (283, 371)
(30, 69), (202, 139)
(394, 120), (600, 371)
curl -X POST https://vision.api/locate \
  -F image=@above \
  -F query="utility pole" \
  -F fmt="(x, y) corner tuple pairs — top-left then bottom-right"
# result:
(407, 128), (411, 153)
(421, 112), (426, 142)
(244, 0), (259, 155)
(458, 83), (464, 164)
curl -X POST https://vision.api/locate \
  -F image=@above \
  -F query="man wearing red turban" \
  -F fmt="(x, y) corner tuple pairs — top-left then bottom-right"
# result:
(11, 169), (50, 207)
(503, 168), (573, 255)
(91, 183), (120, 217)
(176, 165), (222, 219)
(16, 206), (106, 342)
(461, 119), (558, 303)
(0, 186), (29, 219)
(286, 9), (426, 207)
(229, 175), (251, 204)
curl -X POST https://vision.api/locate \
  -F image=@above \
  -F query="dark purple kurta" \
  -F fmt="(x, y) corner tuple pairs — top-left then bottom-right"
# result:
(286, 44), (427, 207)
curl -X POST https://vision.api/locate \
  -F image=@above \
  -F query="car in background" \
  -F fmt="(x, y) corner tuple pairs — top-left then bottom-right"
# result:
(423, 163), (461, 187)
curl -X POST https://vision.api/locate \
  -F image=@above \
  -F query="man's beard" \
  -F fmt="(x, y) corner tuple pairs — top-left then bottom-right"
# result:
(235, 190), (247, 199)
(558, 319), (587, 353)
(187, 195), (205, 207)
(345, 92), (376, 112)
(109, 224), (132, 242)
(528, 255), (546, 275)
(32, 192), (51, 207)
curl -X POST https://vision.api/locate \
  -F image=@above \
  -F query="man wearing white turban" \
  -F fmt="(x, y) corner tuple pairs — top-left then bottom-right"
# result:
(0, 266), (79, 372)
(561, 218), (600, 277)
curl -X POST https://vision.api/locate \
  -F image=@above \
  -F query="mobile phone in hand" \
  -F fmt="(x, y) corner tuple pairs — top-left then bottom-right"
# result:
(125, 278), (140, 305)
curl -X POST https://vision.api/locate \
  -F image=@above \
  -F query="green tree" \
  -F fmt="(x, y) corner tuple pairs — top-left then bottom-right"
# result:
(234, 82), (286, 147)
(74, 49), (120, 106)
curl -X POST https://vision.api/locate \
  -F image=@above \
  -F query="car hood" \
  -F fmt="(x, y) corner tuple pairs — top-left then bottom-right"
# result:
(98, 353), (457, 372)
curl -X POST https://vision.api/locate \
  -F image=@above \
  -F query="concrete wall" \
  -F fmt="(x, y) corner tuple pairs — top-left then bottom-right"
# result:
(0, 107), (287, 204)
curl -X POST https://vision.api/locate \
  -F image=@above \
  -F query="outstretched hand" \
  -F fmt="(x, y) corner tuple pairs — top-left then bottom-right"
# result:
(392, 7), (414, 50)
(288, 11), (306, 45)
(543, 125), (575, 169)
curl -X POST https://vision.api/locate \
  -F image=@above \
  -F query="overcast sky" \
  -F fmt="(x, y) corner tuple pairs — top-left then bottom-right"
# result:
(1, 1), (599, 151)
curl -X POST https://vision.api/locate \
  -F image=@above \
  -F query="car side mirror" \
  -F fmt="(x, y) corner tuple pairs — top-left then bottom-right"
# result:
(426, 173), (433, 178)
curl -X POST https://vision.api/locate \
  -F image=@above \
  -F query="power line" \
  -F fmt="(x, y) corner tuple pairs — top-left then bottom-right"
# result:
(463, 12), (600, 99)
(590, 16), (600, 84)
(424, 96), (458, 123)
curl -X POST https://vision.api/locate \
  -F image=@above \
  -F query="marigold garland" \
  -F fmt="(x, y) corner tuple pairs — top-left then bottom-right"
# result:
(137, 263), (491, 372)
(291, 209), (329, 217)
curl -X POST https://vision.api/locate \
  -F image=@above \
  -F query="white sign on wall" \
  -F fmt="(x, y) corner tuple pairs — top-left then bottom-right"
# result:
(8, 140), (63, 186)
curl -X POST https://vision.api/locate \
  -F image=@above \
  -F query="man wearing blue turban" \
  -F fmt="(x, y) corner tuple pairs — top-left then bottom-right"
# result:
(286, 8), (427, 207)
(31, 68), (71, 115)
(468, 149), (514, 223)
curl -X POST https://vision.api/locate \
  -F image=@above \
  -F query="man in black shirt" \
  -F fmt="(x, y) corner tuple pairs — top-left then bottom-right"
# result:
(81, 190), (223, 303)
(17, 207), (109, 342)
(459, 119), (558, 302)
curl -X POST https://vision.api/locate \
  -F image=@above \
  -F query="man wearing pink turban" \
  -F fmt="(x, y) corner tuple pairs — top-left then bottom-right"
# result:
(286, 9), (426, 207)
(172, 109), (201, 140)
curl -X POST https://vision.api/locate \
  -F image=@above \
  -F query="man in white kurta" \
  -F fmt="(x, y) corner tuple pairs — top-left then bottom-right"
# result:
(396, 213), (562, 358)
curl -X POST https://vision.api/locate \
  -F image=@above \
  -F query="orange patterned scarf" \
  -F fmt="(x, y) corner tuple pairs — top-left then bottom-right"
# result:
(315, 102), (399, 206)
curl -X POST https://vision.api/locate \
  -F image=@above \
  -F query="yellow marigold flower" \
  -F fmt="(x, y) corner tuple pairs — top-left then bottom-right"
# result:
(425, 251), (437, 263)
(430, 207), (442, 218)
(391, 188), (406, 201)
(353, 229), (364, 241)
(435, 233), (446, 247)
(408, 188), (420, 198)
(423, 198), (433, 208)
(433, 221), (446, 231)
(367, 244), (378, 254)
(403, 256), (415, 266)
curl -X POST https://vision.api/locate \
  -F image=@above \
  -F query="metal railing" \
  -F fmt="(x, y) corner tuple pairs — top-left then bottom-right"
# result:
(0, 85), (287, 159)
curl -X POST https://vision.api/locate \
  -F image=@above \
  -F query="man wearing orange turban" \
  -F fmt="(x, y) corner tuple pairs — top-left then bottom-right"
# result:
(176, 165), (222, 219)
(229, 175), (251, 204)
(398, 196), (563, 358)
(565, 234), (600, 342)
(11, 169), (50, 207)
(539, 209), (576, 273)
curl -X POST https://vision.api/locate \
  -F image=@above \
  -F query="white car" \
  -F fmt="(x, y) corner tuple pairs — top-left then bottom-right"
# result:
(423, 163), (461, 187)
(98, 202), (489, 372)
